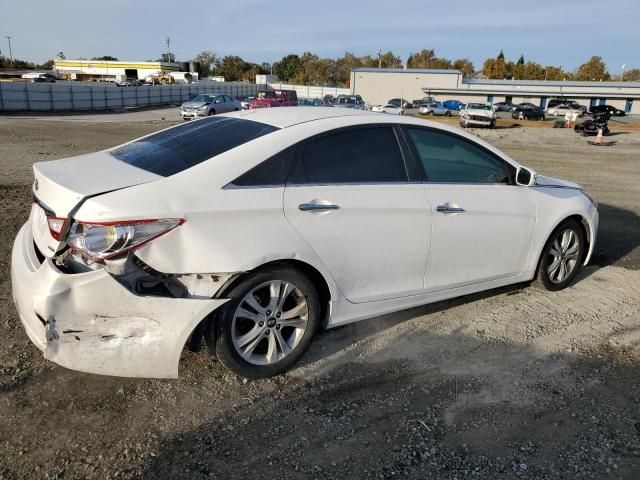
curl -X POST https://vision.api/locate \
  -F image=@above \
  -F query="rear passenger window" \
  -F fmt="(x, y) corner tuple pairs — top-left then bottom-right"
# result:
(293, 127), (407, 184)
(406, 128), (511, 184)
(230, 147), (295, 187)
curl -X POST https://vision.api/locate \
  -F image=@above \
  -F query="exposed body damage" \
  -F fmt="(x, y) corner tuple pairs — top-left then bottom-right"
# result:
(12, 221), (232, 378)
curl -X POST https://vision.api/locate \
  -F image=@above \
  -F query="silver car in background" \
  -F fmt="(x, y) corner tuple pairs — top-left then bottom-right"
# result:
(180, 94), (241, 120)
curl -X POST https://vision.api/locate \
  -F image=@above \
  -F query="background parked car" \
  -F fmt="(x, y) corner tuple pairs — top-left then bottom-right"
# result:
(298, 98), (325, 107)
(322, 94), (335, 105)
(518, 102), (538, 109)
(388, 98), (412, 109)
(412, 97), (436, 107)
(248, 90), (298, 109)
(116, 78), (142, 87)
(546, 104), (584, 117)
(371, 104), (405, 115)
(493, 102), (518, 112)
(589, 104), (625, 117)
(333, 95), (365, 109)
(459, 102), (497, 128)
(240, 96), (255, 109)
(512, 106), (546, 120)
(548, 99), (587, 113)
(418, 101), (439, 115)
(429, 102), (454, 116)
(443, 99), (465, 110)
(179, 94), (241, 120)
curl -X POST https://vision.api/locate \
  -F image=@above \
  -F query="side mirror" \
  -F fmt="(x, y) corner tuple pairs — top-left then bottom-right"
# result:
(515, 166), (536, 186)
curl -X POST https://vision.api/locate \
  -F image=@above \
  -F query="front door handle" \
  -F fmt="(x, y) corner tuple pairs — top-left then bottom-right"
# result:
(299, 202), (340, 212)
(436, 204), (465, 214)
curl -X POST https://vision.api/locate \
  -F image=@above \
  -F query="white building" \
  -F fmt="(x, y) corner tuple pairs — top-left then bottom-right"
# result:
(53, 59), (188, 83)
(351, 68), (640, 114)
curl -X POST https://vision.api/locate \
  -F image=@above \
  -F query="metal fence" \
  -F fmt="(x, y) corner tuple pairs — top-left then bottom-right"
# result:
(0, 81), (260, 112)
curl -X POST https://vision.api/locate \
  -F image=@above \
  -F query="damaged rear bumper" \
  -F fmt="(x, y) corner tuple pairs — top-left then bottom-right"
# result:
(11, 222), (228, 378)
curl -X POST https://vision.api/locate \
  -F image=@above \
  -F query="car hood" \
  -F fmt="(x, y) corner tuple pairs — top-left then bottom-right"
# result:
(535, 174), (582, 190)
(182, 101), (208, 109)
(463, 109), (494, 117)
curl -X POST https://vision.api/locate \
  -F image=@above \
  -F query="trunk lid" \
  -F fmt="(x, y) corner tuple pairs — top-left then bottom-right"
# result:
(31, 151), (161, 257)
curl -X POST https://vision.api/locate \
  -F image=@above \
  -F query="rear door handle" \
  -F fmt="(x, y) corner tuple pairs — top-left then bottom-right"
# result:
(436, 204), (465, 214)
(299, 203), (340, 212)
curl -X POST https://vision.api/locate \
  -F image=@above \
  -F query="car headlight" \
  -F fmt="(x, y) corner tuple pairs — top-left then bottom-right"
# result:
(66, 218), (184, 261)
(198, 105), (208, 110)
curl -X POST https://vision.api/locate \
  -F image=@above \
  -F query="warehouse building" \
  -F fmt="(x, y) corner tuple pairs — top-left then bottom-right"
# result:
(351, 68), (640, 114)
(53, 59), (197, 83)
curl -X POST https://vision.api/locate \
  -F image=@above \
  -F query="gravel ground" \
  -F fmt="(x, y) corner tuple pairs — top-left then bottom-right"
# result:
(0, 114), (639, 479)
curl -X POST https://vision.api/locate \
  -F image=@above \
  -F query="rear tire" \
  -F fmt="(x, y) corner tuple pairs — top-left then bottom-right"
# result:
(534, 218), (586, 291)
(209, 266), (321, 379)
(445, 111), (452, 117)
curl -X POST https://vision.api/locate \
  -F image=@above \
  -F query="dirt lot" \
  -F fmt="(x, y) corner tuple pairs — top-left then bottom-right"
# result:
(0, 114), (639, 480)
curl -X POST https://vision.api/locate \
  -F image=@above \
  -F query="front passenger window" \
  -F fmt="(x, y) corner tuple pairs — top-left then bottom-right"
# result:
(406, 128), (511, 184)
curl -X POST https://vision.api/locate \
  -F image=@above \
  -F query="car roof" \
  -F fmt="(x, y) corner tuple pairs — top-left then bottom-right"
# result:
(225, 106), (378, 128)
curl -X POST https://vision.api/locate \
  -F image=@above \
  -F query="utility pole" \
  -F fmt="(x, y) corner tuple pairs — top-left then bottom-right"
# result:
(165, 37), (171, 62)
(5, 36), (13, 68)
(378, 49), (382, 69)
(621, 64), (626, 82)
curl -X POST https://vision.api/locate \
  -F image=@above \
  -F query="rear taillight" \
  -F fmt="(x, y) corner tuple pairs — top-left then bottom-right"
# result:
(66, 218), (184, 261)
(47, 217), (67, 241)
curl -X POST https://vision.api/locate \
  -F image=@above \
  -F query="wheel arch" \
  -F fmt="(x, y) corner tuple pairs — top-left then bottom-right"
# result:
(212, 258), (333, 326)
(196, 258), (333, 358)
(534, 213), (593, 277)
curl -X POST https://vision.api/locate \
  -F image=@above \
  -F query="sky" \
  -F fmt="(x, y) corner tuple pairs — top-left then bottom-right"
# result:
(2, 0), (639, 72)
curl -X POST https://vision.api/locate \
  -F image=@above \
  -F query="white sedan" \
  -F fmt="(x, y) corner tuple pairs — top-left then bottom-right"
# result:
(371, 104), (405, 115)
(12, 108), (598, 379)
(546, 104), (584, 117)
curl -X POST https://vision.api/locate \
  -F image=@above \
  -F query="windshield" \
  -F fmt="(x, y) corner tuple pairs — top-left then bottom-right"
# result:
(189, 95), (215, 103)
(468, 103), (491, 110)
(336, 97), (356, 104)
(110, 117), (279, 177)
(257, 91), (277, 99)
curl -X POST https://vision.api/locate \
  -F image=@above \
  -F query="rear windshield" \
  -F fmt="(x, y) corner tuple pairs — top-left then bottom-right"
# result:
(109, 117), (278, 176)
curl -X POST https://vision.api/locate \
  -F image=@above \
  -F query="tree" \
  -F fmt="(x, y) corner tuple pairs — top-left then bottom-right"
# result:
(158, 52), (175, 63)
(482, 57), (508, 79)
(543, 65), (568, 81)
(574, 56), (610, 81)
(194, 50), (217, 77)
(513, 61), (545, 80)
(517, 54), (525, 65)
(406, 49), (451, 69)
(497, 49), (505, 60)
(92, 55), (118, 61)
(622, 68), (640, 82)
(334, 52), (365, 86)
(452, 58), (474, 77)
(215, 55), (249, 81)
(273, 54), (302, 82)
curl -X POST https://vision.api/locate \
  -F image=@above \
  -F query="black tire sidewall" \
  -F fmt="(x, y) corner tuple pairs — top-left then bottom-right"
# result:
(212, 266), (321, 379)
(536, 219), (586, 291)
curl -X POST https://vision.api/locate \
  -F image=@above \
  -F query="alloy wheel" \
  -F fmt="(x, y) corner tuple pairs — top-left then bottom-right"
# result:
(231, 280), (308, 365)
(547, 229), (580, 284)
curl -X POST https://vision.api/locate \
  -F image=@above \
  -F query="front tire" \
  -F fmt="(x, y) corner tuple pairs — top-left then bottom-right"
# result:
(535, 219), (586, 291)
(210, 266), (321, 379)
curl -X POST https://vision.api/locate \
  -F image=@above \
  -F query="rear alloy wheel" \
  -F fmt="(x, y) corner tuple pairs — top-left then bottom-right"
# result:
(535, 219), (585, 291)
(210, 266), (320, 378)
